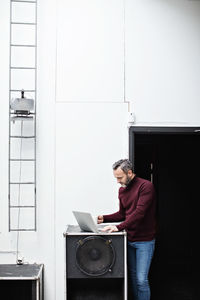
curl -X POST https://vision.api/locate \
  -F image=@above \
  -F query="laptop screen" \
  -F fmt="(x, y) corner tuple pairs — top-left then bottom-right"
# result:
(72, 211), (99, 233)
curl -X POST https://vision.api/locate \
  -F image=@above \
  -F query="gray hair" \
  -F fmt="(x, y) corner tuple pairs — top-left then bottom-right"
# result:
(112, 159), (134, 174)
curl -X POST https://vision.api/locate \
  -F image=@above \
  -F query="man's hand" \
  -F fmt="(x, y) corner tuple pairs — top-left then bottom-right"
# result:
(97, 215), (104, 224)
(102, 225), (119, 233)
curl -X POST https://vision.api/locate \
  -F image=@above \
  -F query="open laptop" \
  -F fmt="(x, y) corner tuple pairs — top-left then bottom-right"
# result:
(72, 211), (103, 233)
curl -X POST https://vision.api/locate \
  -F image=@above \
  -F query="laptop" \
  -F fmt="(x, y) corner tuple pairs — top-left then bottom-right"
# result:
(72, 211), (103, 233)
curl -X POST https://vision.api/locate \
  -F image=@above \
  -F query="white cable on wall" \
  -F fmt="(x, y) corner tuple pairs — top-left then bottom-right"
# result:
(16, 120), (24, 264)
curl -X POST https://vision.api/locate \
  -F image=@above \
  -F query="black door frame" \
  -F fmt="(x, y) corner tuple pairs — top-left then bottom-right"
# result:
(129, 126), (200, 300)
(129, 126), (200, 164)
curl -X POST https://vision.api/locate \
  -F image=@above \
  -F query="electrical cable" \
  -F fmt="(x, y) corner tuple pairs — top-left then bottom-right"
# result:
(16, 120), (24, 264)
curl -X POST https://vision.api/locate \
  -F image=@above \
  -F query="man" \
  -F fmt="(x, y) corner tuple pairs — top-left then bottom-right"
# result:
(98, 159), (156, 300)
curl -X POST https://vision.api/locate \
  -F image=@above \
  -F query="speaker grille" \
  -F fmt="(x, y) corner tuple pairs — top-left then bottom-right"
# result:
(76, 236), (115, 276)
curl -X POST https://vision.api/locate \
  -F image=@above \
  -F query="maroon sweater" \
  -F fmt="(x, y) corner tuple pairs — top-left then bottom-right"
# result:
(103, 176), (157, 242)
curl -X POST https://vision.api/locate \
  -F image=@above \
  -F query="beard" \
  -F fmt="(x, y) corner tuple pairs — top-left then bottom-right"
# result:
(125, 175), (132, 185)
(120, 175), (132, 187)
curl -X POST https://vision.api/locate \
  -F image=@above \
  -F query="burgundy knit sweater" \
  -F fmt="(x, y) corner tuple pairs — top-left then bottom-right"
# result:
(103, 176), (157, 242)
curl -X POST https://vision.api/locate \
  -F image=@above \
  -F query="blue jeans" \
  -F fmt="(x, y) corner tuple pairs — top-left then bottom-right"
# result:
(127, 239), (155, 300)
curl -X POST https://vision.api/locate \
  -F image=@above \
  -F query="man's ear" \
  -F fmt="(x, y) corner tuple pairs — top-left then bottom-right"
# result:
(128, 169), (133, 176)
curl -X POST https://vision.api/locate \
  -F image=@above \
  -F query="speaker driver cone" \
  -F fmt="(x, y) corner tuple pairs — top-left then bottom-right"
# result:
(76, 236), (115, 276)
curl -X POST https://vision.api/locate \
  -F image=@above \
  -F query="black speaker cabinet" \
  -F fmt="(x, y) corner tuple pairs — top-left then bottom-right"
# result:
(0, 264), (43, 300)
(64, 225), (127, 300)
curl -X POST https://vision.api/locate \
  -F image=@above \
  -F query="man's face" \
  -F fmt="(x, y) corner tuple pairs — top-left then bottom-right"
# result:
(113, 167), (134, 187)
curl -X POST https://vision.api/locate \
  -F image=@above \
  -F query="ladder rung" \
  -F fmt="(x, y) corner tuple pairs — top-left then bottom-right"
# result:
(11, 1), (36, 3)
(10, 205), (35, 208)
(10, 116), (34, 122)
(10, 89), (36, 92)
(11, 22), (36, 25)
(10, 111), (35, 113)
(10, 182), (35, 185)
(10, 159), (35, 161)
(10, 135), (35, 138)
(10, 228), (36, 232)
(11, 67), (36, 70)
(11, 44), (36, 47)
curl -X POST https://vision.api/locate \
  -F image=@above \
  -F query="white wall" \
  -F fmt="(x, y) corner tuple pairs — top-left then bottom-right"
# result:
(56, 0), (125, 102)
(0, 1), (200, 300)
(55, 2), (128, 297)
(126, 0), (200, 125)
(55, 102), (128, 299)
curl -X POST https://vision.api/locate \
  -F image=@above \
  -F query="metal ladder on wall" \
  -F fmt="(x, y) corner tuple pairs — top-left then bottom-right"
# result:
(9, 0), (37, 231)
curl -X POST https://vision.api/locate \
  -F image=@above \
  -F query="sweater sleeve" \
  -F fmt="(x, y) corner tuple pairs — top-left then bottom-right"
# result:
(116, 182), (155, 232)
(103, 196), (125, 223)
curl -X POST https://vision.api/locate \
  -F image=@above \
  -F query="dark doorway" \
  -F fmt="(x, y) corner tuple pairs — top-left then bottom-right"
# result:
(129, 127), (200, 300)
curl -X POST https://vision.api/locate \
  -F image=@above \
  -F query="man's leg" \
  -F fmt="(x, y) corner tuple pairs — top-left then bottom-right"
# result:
(135, 240), (155, 300)
(128, 241), (138, 299)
